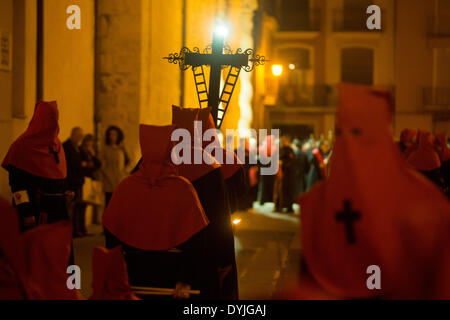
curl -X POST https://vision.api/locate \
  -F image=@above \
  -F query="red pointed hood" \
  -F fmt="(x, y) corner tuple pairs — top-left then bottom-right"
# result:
(399, 128), (417, 158)
(172, 106), (221, 181)
(2, 101), (66, 179)
(91, 246), (140, 300)
(197, 108), (243, 179)
(103, 125), (209, 251)
(407, 131), (441, 171)
(400, 128), (416, 143)
(299, 83), (450, 299)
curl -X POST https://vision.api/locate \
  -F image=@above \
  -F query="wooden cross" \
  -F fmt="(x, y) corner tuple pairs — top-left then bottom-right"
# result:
(184, 32), (248, 124)
(335, 200), (361, 244)
(164, 30), (266, 128)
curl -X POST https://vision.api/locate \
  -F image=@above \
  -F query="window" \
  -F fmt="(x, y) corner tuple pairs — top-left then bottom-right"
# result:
(342, 0), (371, 31)
(279, 0), (315, 31)
(341, 48), (374, 85)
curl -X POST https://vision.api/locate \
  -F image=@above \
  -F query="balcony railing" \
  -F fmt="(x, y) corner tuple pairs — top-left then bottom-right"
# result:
(278, 9), (321, 32)
(277, 84), (336, 107)
(332, 8), (382, 32)
(427, 17), (450, 37)
(423, 87), (450, 106)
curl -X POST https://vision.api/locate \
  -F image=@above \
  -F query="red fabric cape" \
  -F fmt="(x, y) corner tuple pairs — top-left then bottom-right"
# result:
(407, 130), (441, 171)
(172, 106), (222, 181)
(23, 221), (83, 300)
(172, 105), (243, 180)
(103, 125), (209, 251)
(299, 83), (450, 299)
(91, 246), (140, 300)
(196, 107), (243, 179)
(400, 128), (416, 144)
(0, 199), (83, 300)
(2, 101), (67, 179)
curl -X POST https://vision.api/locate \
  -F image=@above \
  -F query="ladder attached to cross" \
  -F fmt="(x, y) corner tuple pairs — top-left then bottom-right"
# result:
(164, 31), (266, 129)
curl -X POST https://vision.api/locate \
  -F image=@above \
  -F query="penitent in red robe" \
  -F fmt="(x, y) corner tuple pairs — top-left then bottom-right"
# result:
(2, 101), (69, 230)
(103, 124), (209, 299)
(298, 83), (450, 299)
(172, 106), (238, 299)
(0, 197), (82, 300)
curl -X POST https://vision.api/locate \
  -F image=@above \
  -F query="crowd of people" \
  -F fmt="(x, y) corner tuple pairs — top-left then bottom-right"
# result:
(60, 126), (129, 237)
(252, 135), (332, 213)
(0, 83), (449, 299)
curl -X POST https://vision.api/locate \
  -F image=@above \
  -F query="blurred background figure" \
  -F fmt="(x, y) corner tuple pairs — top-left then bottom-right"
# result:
(2, 101), (70, 231)
(292, 138), (310, 199)
(80, 134), (102, 180)
(407, 131), (443, 190)
(398, 128), (417, 158)
(257, 135), (276, 206)
(79, 134), (102, 234)
(100, 126), (129, 207)
(63, 127), (86, 238)
(306, 139), (330, 190)
(274, 135), (296, 213)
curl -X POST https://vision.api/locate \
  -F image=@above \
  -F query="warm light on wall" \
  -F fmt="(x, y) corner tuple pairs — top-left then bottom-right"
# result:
(272, 64), (283, 76)
(289, 63), (295, 70)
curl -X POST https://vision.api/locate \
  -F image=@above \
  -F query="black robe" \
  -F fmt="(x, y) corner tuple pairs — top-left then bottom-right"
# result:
(62, 139), (85, 193)
(225, 165), (248, 213)
(6, 165), (69, 231)
(294, 149), (310, 197)
(257, 166), (275, 205)
(130, 160), (238, 299)
(275, 146), (296, 212)
(104, 228), (206, 300)
(191, 168), (238, 299)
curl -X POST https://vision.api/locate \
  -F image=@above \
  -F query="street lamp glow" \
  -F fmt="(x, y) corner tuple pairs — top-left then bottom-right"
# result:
(272, 64), (283, 77)
(289, 63), (295, 70)
(214, 24), (229, 38)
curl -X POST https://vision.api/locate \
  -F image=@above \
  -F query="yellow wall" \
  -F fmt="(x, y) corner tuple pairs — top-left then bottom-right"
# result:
(141, 0), (182, 126)
(0, 0), (14, 198)
(43, 0), (95, 141)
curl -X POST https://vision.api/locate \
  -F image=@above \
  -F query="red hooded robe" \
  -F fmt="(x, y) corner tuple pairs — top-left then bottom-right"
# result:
(298, 83), (450, 299)
(2, 101), (66, 179)
(103, 125), (209, 251)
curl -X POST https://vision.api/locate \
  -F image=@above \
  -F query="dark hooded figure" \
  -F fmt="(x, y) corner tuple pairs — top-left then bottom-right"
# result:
(407, 130), (444, 190)
(196, 108), (248, 215)
(103, 125), (209, 300)
(292, 139), (310, 198)
(172, 106), (238, 300)
(257, 135), (276, 205)
(274, 136), (296, 212)
(2, 101), (70, 231)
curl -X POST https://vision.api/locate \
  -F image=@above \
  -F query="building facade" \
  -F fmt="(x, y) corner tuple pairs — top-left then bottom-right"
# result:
(0, 0), (257, 198)
(253, 0), (450, 140)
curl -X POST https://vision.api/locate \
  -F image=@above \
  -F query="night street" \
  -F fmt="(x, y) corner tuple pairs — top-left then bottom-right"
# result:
(74, 204), (301, 299)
